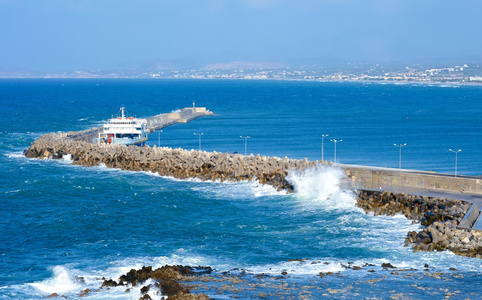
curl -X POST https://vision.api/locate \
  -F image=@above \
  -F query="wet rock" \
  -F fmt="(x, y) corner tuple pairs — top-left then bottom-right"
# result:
(381, 263), (396, 269)
(140, 285), (150, 294)
(79, 289), (90, 297)
(100, 265), (210, 299)
(101, 278), (119, 287)
(169, 292), (211, 300)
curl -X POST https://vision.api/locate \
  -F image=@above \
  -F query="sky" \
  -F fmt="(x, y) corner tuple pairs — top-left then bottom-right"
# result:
(1, 0), (481, 72)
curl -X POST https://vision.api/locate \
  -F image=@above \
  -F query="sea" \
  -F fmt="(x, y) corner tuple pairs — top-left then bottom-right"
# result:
(1, 79), (482, 299)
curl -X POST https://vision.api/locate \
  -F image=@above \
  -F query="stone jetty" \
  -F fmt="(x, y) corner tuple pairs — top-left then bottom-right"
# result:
(357, 190), (482, 258)
(24, 132), (322, 192)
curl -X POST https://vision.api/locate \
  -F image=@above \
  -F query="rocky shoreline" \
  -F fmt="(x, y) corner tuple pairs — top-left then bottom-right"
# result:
(46, 262), (477, 299)
(24, 132), (481, 259)
(101, 265), (212, 300)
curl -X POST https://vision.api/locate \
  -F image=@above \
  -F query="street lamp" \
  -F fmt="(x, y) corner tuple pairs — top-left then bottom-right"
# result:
(240, 136), (250, 155)
(449, 149), (462, 177)
(194, 133), (204, 151)
(330, 139), (343, 164)
(393, 143), (407, 170)
(321, 134), (329, 161)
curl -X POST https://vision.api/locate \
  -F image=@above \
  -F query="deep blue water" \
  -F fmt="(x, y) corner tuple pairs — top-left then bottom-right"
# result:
(1, 79), (482, 299)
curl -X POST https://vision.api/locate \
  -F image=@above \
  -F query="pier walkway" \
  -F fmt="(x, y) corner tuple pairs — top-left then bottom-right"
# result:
(339, 163), (482, 231)
(146, 106), (214, 132)
(66, 106), (214, 143)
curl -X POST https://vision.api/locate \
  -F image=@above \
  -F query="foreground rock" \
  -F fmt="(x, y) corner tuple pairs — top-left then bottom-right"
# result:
(101, 265), (212, 299)
(357, 190), (482, 258)
(24, 132), (326, 192)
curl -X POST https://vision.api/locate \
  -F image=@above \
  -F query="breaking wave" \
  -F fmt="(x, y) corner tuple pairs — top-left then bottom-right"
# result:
(286, 165), (358, 211)
(29, 266), (81, 295)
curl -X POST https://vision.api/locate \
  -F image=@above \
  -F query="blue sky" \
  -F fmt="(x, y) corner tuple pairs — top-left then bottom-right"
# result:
(1, 0), (481, 72)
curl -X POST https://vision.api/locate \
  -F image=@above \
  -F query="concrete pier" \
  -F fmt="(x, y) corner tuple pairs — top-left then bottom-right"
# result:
(146, 107), (214, 132)
(65, 106), (214, 143)
(341, 164), (482, 195)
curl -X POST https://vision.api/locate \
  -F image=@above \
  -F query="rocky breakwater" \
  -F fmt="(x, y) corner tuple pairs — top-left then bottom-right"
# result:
(24, 132), (322, 192)
(357, 190), (482, 258)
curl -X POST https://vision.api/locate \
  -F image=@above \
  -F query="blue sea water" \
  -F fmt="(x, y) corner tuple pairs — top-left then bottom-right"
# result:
(1, 79), (482, 299)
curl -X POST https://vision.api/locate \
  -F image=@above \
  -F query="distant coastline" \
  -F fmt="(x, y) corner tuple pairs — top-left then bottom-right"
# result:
(2, 62), (482, 86)
(1, 76), (482, 87)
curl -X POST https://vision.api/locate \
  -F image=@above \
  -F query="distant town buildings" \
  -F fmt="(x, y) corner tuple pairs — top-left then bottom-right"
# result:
(1, 63), (482, 84)
(134, 63), (482, 84)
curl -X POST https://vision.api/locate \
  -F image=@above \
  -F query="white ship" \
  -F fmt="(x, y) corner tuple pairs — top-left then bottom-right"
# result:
(97, 107), (148, 146)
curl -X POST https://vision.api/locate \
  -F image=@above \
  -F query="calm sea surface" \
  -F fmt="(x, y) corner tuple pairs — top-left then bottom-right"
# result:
(1, 79), (481, 299)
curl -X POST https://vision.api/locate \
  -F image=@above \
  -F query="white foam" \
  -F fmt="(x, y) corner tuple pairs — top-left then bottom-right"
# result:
(287, 165), (358, 211)
(61, 154), (72, 162)
(29, 266), (81, 295)
(4, 152), (25, 159)
(4, 189), (22, 195)
(246, 260), (345, 276)
(190, 179), (284, 200)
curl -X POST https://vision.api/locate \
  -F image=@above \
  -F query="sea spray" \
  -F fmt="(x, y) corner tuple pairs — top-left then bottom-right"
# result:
(29, 266), (81, 295)
(286, 165), (358, 211)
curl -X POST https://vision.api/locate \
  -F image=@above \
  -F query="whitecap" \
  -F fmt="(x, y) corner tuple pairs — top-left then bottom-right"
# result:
(190, 179), (284, 200)
(4, 152), (25, 159)
(61, 154), (72, 162)
(29, 266), (81, 295)
(286, 165), (359, 211)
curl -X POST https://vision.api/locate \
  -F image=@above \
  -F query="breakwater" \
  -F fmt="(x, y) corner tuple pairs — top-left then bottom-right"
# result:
(24, 132), (482, 258)
(24, 132), (321, 192)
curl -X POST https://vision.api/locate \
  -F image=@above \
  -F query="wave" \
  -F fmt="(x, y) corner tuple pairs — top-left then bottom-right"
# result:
(4, 151), (25, 159)
(29, 266), (81, 295)
(24, 265), (166, 299)
(190, 179), (284, 200)
(286, 165), (358, 211)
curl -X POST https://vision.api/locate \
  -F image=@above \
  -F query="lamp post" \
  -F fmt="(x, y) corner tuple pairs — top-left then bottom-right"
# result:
(321, 134), (329, 161)
(240, 136), (250, 156)
(393, 143), (407, 170)
(158, 130), (162, 147)
(194, 133), (204, 151)
(449, 149), (462, 177)
(330, 139), (343, 164)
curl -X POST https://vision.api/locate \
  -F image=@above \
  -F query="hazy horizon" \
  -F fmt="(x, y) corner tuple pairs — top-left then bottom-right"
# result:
(1, 0), (481, 73)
